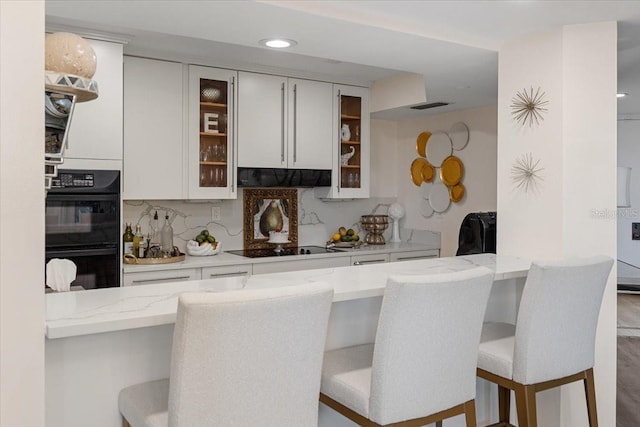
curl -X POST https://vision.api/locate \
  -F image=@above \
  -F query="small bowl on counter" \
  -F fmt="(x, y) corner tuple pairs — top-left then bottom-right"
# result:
(186, 240), (221, 256)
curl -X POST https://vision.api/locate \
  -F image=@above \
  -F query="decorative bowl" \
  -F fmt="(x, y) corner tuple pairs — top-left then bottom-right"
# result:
(186, 240), (221, 256)
(360, 215), (389, 245)
(201, 87), (221, 102)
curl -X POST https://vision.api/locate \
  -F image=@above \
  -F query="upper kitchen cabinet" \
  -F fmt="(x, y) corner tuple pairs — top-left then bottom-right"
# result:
(237, 72), (332, 169)
(63, 39), (123, 170)
(315, 84), (370, 199)
(123, 56), (185, 199)
(187, 65), (238, 199)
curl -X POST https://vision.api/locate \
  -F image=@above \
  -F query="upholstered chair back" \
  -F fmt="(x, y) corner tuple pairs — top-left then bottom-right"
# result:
(369, 267), (494, 425)
(168, 283), (334, 427)
(512, 256), (613, 384)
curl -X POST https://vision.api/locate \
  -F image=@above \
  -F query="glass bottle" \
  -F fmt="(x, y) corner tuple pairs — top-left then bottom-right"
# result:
(150, 210), (160, 244)
(133, 224), (144, 258)
(160, 213), (174, 255)
(122, 223), (134, 256)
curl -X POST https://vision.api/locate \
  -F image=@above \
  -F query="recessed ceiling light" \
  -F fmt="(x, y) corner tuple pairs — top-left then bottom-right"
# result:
(259, 38), (297, 49)
(617, 93), (628, 98)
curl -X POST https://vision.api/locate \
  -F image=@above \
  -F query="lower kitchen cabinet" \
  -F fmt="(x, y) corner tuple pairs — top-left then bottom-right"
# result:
(252, 256), (350, 275)
(351, 253), (389, 266)
(123, 268), (200, 286)
(389, 250), (439, 262)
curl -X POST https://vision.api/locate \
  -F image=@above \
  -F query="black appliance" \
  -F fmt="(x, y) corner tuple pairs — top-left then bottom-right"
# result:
(456, 212), (496, 256)
(227, 245), (341, 258)
(237, 168), (331, 187)
(45, 170), (121, 289)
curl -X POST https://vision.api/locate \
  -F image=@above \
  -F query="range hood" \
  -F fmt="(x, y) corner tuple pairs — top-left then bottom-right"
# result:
(237, 168), (331, 187)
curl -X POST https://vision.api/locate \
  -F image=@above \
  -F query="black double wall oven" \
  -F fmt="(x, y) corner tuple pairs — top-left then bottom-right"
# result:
(45, 170), (121, 289)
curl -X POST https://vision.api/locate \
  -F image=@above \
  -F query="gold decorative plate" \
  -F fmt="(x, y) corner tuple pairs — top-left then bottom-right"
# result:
(450, 183), (465, 202)
(440, 155), (464, 186)
(421, 162), (435, 183)
(416, 132), (432, 158)
(411, 158), (428, 186)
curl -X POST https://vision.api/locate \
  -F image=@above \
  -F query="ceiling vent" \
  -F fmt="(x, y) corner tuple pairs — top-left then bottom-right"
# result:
(410, 102), (450, 110)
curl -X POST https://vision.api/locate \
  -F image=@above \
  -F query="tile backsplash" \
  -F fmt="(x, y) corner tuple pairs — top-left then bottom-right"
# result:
(123, 188), (404, 252)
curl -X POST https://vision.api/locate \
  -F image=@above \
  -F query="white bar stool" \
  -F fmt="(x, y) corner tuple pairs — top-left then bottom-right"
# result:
(477, 255), (613, 427)
(320, 267), (494, 426)
(119, 282), (333, 427)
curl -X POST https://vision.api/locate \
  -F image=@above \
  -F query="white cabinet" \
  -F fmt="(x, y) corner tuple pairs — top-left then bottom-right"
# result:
(123, 268), (200, 286)
(389, 250), (439, 262)
(237, 72), (332, 169)
(187, 65), (238, 199)
(123, 57), (185, 199)
(315, 84), (370, 199)
(351, 253), (389, 266)
(64, 39), (123, 169)
(252, 256), (350, 275)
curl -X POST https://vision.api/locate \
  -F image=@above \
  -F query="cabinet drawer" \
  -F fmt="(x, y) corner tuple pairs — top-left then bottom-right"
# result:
(252, 256), (350, 275)
(351, 253), (389, 266)
(123, 268), (200, 286)
(389, 250), (439, 263)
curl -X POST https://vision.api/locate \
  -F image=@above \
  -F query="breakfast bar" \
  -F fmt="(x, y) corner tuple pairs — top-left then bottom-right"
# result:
(45, 254), (531, 427)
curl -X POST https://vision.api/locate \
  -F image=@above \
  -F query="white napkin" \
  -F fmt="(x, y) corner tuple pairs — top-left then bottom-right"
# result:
(46, 258), (77, 292)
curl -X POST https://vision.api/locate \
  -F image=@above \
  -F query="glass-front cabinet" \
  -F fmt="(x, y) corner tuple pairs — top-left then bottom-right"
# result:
(315, 84), (370, 199)
(188, 65), (237, 199)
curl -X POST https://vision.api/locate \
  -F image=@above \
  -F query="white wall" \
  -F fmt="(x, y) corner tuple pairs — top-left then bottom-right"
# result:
(0, 2), (45, 426)
(497, 22), (617, 427)
(393, 106), (498, 256)
(617, 117), (640, 269)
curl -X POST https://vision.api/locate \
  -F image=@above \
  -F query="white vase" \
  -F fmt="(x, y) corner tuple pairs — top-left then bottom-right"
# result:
(341, 124), (351, 142)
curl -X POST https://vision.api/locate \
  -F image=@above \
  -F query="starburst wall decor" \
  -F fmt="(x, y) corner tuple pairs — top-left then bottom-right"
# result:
(511, 153), (544, 193)
(510, 86), (549, 127)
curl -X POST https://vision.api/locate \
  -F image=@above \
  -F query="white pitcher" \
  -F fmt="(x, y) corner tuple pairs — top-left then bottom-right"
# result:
(341, 124), (351, 142)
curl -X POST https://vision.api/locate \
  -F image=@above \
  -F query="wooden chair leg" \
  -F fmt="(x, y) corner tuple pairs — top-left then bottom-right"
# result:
(464, 399), (477, 427)
(498, 385), (511, 424)
(435, 421), (443, 427)
(514, 383), (537, 427)
(583, 368), (598, 427)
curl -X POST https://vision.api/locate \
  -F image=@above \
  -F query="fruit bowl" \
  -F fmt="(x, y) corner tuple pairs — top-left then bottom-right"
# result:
(186, 240), (221, 256)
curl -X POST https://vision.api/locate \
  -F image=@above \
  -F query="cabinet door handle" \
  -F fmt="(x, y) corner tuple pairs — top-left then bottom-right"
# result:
(293, 83), (297, 164)
(394, 255), (436, 262)
(337, 89), (342, 193)
(230, 75), (235, 192)
(209, 271), (250, 278)
(353, 259), (386, 266)
(281, 82), (286, 164)
(131, 275), (191, 284)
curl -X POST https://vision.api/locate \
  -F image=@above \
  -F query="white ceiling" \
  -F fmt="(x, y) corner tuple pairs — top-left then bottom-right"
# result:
(45, 0), (640, 118)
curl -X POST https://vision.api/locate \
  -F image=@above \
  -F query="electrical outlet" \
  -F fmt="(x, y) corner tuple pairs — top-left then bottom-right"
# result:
(212, 206), (221, 221)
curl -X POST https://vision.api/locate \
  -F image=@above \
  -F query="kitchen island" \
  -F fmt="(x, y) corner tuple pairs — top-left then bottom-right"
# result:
(46, 254), (531, 427)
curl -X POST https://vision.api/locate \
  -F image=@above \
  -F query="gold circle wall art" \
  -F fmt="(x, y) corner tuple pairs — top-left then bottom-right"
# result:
(410, 122), (469, 217)
(510, 86), (549, 127)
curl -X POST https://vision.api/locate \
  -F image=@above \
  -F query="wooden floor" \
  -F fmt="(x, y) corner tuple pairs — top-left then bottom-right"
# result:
(617, 292), (640, 427)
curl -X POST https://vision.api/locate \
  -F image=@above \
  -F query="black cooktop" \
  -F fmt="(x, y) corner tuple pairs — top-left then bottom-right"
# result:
(227, 245), (341, 258)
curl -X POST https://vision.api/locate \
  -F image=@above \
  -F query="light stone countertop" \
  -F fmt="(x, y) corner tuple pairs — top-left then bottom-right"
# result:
(46, 254), (531, 339)
(122, 241), (441, 273)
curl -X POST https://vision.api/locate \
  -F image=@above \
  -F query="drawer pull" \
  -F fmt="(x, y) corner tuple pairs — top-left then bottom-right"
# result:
(395, 255), (436, 261)
(353, 259), (386, 266)
(131, 275), (191, 284)
(209, 271), (249, 278)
